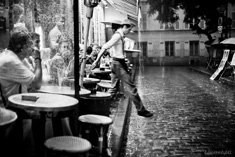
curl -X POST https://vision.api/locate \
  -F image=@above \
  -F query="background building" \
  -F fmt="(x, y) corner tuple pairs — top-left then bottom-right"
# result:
(128, 0), (235, 66)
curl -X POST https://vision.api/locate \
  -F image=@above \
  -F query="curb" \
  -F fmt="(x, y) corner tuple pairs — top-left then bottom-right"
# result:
(189, 67), (235, 85)
(110, 63), (138, 157)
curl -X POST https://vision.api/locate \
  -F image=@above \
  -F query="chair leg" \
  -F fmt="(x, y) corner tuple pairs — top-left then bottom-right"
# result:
(98, 126), (104, 156)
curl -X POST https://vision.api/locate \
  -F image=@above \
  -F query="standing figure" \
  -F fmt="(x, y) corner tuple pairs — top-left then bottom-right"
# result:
(48, 15), (65, 58)
(92, 19), (153, 117)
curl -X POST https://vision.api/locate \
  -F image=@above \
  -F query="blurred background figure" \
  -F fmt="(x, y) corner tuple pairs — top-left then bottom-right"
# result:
(47, 33), (73, 85)
(48, 15), (65, 58)
(22, 32), (40, 72)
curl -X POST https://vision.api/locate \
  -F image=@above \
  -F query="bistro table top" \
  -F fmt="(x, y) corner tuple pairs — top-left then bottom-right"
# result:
(97, 82), (112, 89)
(91, 68), (111, 74)
(83, 77), (101, 84)
(38, 85), (91, 96)
(124, 49), (141, 53)
(68, 78), (100, 85)
(8, 93), (78, 112)
(81, 91), (111, 100)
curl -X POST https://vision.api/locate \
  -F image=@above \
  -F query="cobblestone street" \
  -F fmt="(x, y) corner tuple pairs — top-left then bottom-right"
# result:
(124, 66), (235, 157)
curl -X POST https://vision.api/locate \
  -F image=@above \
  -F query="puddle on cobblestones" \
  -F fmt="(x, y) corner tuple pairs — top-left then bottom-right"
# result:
(123, 66), (235, 157)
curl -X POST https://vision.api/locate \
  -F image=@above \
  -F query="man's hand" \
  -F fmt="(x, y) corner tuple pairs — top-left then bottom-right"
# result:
(32, 47), (41, 59)
(91, 60), (97, 70)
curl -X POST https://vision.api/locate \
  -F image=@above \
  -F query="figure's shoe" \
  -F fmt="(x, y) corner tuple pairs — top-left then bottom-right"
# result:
(137, 110), (153, 117)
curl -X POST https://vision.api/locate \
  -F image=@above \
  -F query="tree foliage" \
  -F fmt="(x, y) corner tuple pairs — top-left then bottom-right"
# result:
(12, 0), (73, 47)
(146, 0), (234, 42)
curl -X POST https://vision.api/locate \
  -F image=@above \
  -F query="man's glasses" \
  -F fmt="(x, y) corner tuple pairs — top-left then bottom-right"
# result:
(63, 45), (70, 49)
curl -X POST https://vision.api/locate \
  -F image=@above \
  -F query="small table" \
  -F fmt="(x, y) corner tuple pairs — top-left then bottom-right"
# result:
(38, 85), (91, 97)
(91, 68), (111, 74)
(124, 49), (141, 53)
(8, 93), (78, 112)
(91, 68), (111, 80)
(83, 77), (100, 84)
(79, 92), (112, 149)
(80, 91), (112, 116)
(81, 78), (100, 93)
(97, 81), (112, 92)
(8, 93), (78, 156)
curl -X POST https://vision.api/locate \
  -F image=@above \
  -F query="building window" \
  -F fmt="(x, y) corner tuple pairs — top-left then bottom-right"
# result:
(142, 14), (147, 30)
(175, 21), (179, 29)
(137, 42), (148, 57)
(189, 41), (199, 56)
(232, 12), (235, 28)
(185, 23), (189, 29)
(160, 22), (163, 29)
(165, 23), (169, 29)
(165, 41), (174, 56)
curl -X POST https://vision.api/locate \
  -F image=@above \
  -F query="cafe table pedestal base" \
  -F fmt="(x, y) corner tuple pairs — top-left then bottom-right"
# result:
(79, 91), (111, 117)
(8, 93), (78, 157)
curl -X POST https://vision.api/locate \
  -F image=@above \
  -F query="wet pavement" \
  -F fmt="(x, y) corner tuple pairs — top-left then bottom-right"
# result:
(123, 66), (235, 157)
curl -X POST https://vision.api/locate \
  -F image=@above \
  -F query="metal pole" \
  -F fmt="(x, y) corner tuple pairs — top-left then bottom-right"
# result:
(79, 7), (93, 87)
(79, 0), (100, 87)
(74, 0), (79, 98)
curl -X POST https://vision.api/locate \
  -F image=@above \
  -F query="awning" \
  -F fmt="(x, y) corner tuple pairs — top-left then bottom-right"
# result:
(106, 0), (139, 21)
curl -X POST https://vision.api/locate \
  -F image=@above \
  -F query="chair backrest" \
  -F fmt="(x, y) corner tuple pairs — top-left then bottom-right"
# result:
(0, 82), (21, 108)
(230, 51), (235, 66)
(0, 83), (6, 107)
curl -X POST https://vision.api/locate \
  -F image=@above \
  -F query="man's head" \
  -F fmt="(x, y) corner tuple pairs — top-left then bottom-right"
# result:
(29, 32), (40, 49)
(120, 19), (135, 35)
(111, 20), (121, 33)
(8, 26), (33, 58)
(55, 15), (65, 32)
(57, 33), (73, 59)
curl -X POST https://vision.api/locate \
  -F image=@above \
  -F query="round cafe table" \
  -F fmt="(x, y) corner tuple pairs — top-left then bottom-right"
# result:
(91, 68), (111, 80)
(81, 78), (100, 93)
(83, 77), (100, 84)
(38, 85), (91, 97)
(80, 91), (112, 116)
(37, 85), (91, 141)
(8, 93), (78, 112)
(8, 93), (78, 157)
(91, 68), (111, 74)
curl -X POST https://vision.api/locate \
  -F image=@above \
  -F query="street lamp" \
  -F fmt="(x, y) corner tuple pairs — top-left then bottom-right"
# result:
(79, 0), (101, 87)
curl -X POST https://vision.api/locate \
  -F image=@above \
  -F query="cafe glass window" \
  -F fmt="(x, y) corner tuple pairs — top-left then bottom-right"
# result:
(165, 41), (175, 56)
(142, 13), (147, 30)
(189, 41), (199, 56)
(5, 0), (75, 87)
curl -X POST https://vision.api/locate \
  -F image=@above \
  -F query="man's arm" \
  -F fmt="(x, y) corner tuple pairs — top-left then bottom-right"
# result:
(29, 48), (42, 89)
(91, 34), (120, 69)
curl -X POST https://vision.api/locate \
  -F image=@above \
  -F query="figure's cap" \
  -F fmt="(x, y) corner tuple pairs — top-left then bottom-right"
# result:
(121, 19), (135, 26)
(101, 20), (121, 25)
(111, 20), (121, 25)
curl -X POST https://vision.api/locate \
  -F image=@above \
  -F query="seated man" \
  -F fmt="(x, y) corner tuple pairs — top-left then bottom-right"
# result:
(0, 26), (42, 156)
